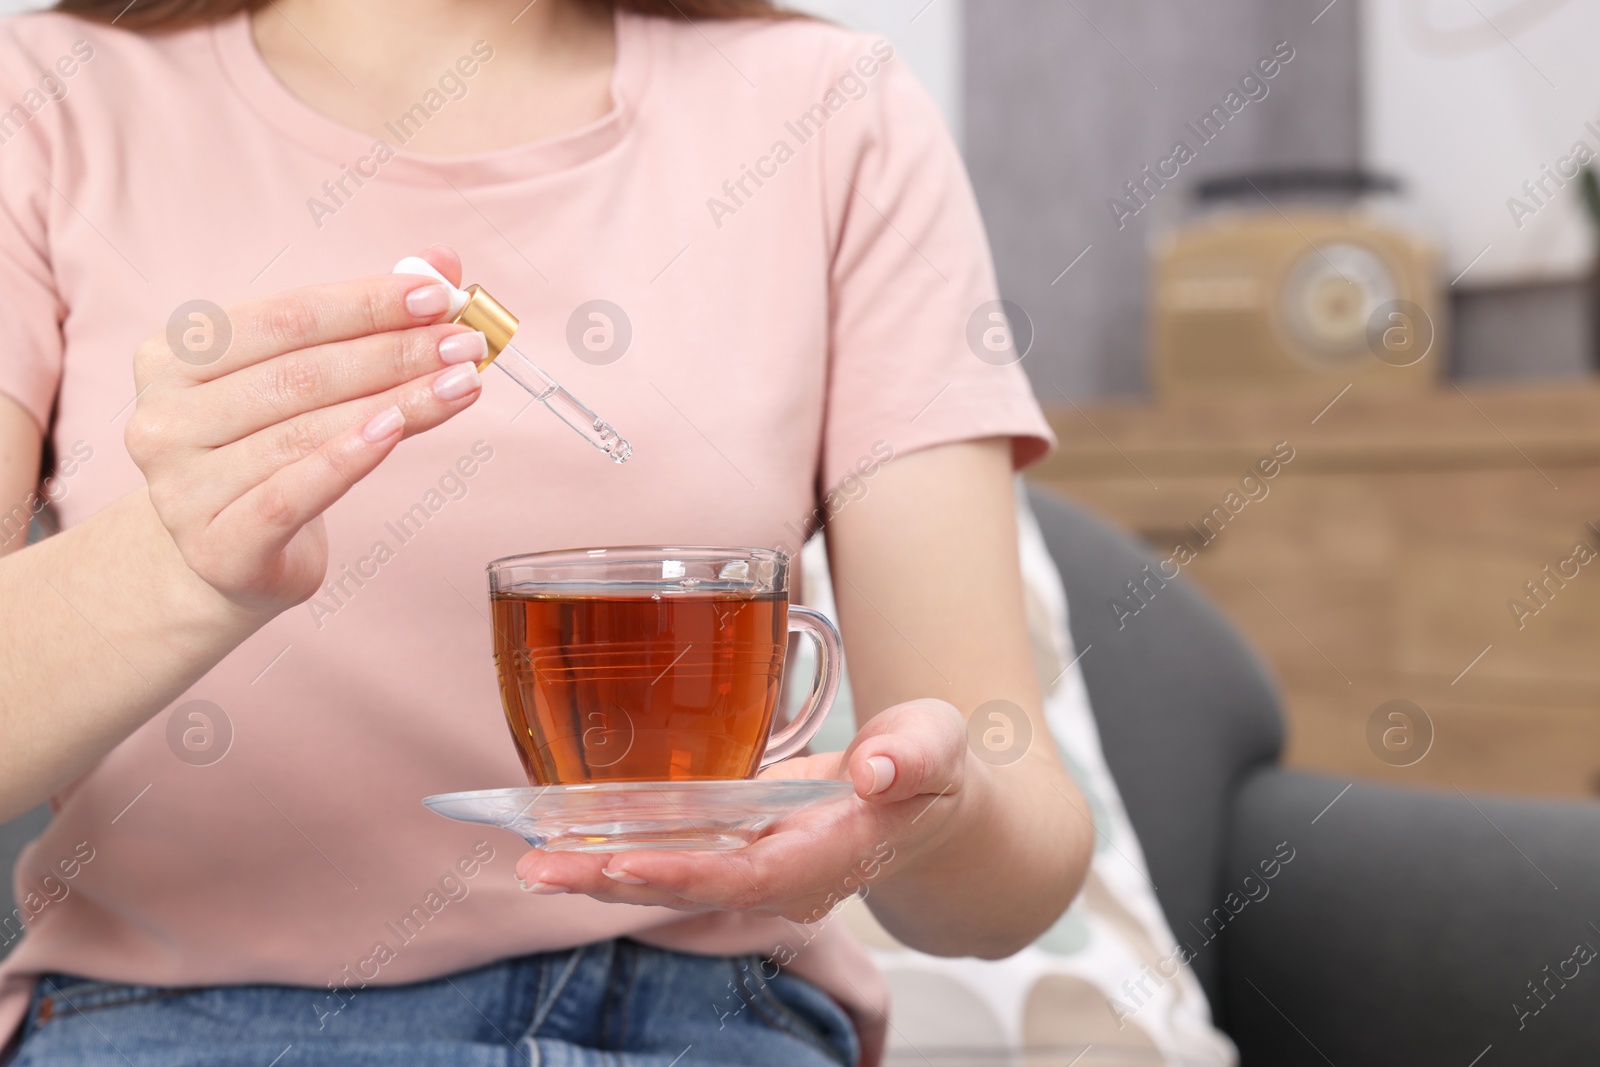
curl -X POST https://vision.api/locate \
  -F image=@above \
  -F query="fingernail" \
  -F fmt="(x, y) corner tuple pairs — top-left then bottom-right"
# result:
(866, 755), (896, 795)
(361, 405), (404, 442)
(432, 363), (480, 401)
(406, 284), (450, 318)
(602, 868), (647, 885)
(438, 330), (487, 365)
(520, 880), (569, 895)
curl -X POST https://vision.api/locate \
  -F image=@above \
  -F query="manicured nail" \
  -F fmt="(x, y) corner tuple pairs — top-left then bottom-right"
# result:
(602, 868), (647, 885)
(866, 755), (896, 795)
(361, 406), (404, 442)
(438, 330), (486, 365)
(432, 363), (480, 401)
(405, 284), (450, 318)
(520, 880), (569, 895)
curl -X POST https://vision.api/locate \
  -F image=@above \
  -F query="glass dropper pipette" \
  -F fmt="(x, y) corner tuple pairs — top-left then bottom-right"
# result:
(393, 257), (632, 464)
(490, 342), (632, 464)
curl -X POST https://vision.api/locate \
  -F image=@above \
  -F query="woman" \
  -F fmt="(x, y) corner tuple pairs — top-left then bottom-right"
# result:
(0, 0), (1092, 1063)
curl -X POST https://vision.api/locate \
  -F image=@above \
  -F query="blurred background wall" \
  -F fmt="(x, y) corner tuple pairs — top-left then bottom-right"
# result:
(964, 0), (1362, 397)
(790, 0), (964, 146)
(816, 0), (1597, 395)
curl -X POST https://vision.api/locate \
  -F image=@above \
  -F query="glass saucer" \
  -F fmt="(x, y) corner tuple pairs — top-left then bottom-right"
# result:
(422, 779), (857, 853)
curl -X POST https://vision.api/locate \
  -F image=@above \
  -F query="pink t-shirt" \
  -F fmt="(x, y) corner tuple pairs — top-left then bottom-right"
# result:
(0, 9), (1054, 1063)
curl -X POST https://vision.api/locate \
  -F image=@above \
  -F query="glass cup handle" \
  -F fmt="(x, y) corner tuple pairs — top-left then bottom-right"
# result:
(759, 606), (844, 769)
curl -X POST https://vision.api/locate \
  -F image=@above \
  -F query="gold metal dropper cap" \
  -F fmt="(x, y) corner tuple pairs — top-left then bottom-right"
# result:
(451, 284), (519, 373)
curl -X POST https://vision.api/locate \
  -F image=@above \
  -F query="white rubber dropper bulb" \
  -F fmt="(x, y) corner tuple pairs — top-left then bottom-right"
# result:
(393, 256), (471, 317)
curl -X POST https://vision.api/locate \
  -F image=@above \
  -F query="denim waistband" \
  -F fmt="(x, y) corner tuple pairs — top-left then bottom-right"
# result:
(7, 938), (859, 1067)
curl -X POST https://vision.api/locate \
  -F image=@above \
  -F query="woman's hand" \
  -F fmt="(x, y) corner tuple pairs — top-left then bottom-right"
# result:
(126, 246), (484, 615)
(513, 700), (975, 923)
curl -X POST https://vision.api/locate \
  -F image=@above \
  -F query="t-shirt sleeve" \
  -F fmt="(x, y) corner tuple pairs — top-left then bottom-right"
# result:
(816, 35), (1054, 495)
(0, 29), (66, 433)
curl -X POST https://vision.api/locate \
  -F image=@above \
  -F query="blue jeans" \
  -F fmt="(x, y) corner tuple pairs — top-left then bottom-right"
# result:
(6, 939), (858, 1066)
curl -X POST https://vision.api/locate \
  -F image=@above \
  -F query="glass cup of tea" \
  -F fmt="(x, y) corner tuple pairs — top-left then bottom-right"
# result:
(487, 546), (842, 786)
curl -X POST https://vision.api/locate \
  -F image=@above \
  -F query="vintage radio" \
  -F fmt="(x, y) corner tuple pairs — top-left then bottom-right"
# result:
(1151, 171), (1442, 395)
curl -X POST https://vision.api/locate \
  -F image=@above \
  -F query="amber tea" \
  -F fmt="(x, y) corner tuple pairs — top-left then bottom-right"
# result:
(487, 547), (842, 787)
(492, 589), (794, 783)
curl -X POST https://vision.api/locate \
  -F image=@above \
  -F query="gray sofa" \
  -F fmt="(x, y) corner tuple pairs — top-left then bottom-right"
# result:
(1027, 487), (1600, 1065)
(4, 492), (1599, 1064)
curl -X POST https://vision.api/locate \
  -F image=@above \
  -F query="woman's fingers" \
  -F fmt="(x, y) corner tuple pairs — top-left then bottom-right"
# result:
(515, 852), (708, 911)
(417, 244), (463, 288)
(180, 408), (408, 598)
(172, 360), (484, 523)
(184, 323), (486, 446)
(542, 845), (854, 922)
(845, 699), (968, 804)
(753, 703), (969, 804)
(515, 797), (877, 921)
(204, 364), (480, 582)
(152, 271), (459, 385)
(619, 810), (874, 913)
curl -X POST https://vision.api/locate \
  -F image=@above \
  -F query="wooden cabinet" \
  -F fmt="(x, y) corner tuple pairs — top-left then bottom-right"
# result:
(1029, 383), (1600, 798)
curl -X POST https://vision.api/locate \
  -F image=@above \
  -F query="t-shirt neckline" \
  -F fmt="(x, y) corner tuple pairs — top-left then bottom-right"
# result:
(211, 7), (649, 187)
